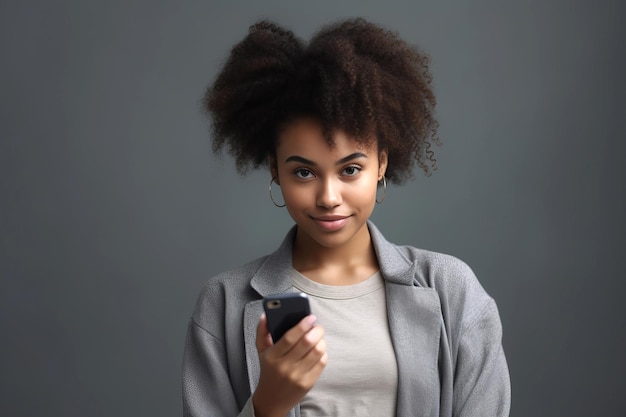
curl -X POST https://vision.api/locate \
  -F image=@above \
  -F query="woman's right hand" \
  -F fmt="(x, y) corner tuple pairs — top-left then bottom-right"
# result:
(252, 313), (327, 417)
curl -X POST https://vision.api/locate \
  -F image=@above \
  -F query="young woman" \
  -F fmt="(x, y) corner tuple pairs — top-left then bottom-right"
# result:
(183, 18), (510, 417)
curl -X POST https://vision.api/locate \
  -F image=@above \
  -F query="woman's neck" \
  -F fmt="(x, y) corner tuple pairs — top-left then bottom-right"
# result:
(291, 224), (380, 286)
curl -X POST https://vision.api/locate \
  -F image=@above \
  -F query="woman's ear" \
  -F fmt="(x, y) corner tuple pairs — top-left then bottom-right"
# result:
(378, 149), (389, 180)
(269, 155), (279, 184)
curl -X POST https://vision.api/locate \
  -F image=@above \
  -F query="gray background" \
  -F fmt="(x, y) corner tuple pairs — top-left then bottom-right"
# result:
(1, 0), (624, 416)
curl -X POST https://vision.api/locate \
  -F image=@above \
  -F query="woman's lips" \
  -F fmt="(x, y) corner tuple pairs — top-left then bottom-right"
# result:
(312, 216), (349, 231)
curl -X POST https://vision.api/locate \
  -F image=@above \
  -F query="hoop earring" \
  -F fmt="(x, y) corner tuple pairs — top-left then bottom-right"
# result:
(269, 177), (286, 207)
(376, 176), (387, 204)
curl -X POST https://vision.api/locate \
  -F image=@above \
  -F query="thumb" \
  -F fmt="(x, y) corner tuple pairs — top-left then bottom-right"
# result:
(256, 313), (273, 352)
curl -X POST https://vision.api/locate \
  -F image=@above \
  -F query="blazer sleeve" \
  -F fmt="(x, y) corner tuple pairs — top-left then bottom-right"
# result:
(182, 320), (255, 417)
(452, 298), (511, 417)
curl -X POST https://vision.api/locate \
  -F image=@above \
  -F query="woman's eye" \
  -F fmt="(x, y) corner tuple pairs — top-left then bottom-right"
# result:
(295, 168), (314, 179)
(342, 165), (362, 176)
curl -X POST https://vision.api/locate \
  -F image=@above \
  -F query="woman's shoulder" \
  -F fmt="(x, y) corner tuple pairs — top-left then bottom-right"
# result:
(397, 244), (477, 286)
(393, 243), (499, 330)
(205, 256), (268, 289)
(371, 223), (492, 304)
(402, 242), (487, 290)
(190, 255), (268, 325)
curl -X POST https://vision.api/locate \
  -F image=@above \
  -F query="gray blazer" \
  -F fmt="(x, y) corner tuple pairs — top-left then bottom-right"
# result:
(183, 222), (511, 417)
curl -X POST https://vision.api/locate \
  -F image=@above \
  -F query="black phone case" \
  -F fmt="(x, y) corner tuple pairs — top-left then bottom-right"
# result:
(263, 293), (311, 342)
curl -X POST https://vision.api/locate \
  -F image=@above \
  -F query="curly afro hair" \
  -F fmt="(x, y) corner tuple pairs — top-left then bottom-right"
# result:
(204, 18), (440, 183)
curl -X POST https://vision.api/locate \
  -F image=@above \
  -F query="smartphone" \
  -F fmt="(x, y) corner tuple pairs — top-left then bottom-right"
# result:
(263, 292), (311, 343)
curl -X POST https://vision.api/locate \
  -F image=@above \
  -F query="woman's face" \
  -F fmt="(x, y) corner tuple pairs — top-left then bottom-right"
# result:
(272, 117), (387, 251)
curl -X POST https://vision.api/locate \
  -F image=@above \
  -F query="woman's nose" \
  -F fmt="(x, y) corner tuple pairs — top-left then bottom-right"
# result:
(316, 178), (342, 208)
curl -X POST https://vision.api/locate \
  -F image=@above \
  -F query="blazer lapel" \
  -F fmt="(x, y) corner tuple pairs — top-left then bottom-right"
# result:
(243, 299), (264, 394)
(386, 281), (442, 417)
(243, 226), (299, 417)
(370, 222), (442, 417)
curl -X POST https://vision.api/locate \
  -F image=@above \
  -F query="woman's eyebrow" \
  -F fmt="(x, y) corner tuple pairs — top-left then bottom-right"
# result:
(285, 155), (316, 165)
(284, 152), (368, 166)
(336, 152), (367, 165)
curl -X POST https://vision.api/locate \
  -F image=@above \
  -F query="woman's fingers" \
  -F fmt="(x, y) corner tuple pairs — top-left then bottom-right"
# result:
(289, 325), (325, 365)
(271, 325), (327, 381)
(270, 315), (317, 356)
(255, 312), (327, 375)
(299, 336), (327, 372)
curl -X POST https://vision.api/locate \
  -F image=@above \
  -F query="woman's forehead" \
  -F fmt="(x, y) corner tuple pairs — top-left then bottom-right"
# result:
(276, 117), (378, 156)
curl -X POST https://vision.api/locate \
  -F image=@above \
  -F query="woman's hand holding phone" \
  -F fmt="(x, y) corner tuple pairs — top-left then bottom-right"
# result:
(252, 313), (327, 417)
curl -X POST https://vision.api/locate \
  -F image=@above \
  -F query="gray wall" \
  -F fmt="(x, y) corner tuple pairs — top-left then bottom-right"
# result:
(1, 1), (624, 416)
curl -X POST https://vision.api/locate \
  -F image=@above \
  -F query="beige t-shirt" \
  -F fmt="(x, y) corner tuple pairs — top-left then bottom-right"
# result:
(291, 269), (398, 417)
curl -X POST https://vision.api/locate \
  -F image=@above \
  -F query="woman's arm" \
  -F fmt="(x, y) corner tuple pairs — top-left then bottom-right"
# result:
(183, 319), (250, 417)
(453, 298), (511, 417)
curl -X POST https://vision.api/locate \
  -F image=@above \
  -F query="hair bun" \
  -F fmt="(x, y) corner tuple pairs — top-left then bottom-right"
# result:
(205, 21), (304, 170)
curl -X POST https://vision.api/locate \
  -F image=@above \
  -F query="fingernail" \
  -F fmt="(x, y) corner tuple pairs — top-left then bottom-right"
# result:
(306, 315), (317, 326)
